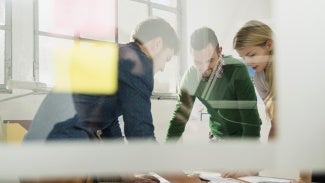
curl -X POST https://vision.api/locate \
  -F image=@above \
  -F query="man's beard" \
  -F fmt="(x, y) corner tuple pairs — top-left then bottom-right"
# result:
(201, 68), (213, 81)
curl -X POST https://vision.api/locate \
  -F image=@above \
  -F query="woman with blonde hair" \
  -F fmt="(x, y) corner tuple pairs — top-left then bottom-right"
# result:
(233, 20), (276, 139)
(234, 20), (315, 183)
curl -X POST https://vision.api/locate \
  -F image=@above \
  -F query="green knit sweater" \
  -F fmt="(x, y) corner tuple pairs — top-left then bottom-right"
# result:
(166, 55), (262, 140)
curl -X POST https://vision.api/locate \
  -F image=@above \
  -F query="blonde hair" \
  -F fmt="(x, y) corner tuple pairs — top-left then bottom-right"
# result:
(233, 20), (275, 120)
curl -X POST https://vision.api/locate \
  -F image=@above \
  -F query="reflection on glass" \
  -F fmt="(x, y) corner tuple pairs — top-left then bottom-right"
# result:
(0, 0), (4, 25)
(151, 0), (177, 7)
(38, 0), (116, 41)
(0, 30), (4, 84)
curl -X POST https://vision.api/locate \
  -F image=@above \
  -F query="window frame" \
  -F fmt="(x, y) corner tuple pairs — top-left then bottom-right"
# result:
(33, 0), (118, 83)
(0, 0), (12, 93)
(31, 0), (184, 99)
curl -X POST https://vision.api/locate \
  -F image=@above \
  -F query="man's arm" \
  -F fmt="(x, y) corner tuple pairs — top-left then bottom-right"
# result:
(166, 66), (199, 142)
(118, 59), (155, 140)
(166, 89), (195, 141)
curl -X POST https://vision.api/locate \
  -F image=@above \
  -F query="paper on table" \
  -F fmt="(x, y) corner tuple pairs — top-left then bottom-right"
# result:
(239, 176), (292, 183)
(195, 171), (244, 183)
(194, 171), (291, 183)
(205, 177), (244, 183)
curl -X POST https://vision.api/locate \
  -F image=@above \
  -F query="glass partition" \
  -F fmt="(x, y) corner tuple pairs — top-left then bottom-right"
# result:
(1, 0), (325, 182)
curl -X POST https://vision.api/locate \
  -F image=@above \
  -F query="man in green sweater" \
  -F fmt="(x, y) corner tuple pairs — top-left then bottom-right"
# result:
(166, 27), (262, 142)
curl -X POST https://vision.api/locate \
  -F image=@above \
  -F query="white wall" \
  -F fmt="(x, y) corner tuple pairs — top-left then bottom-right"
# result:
(185, 0), (272, 57)
(274, 0), (325, 171)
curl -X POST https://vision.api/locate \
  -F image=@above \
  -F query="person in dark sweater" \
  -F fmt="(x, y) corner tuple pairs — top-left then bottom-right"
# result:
(47, 17), (179, 141)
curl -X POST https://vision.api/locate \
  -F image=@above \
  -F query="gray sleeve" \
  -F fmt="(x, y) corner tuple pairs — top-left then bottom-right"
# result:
(253, 71), (269, 100)
(23, 92), (76, 141)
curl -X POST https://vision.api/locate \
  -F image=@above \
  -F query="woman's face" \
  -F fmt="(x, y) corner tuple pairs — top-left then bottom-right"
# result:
(237, 41), (273, 72)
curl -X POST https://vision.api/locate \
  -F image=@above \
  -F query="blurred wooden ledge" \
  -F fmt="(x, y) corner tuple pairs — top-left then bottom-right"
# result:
(1, 120), (32, 143)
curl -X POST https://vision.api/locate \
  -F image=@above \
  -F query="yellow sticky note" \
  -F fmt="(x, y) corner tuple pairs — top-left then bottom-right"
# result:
(54, 40), (118, 94)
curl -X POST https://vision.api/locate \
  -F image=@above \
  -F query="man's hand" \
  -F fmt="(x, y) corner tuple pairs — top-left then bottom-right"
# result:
(291, 171), (312, 183)
(174, 89), (194, 123)
(121, 174), (160, 183)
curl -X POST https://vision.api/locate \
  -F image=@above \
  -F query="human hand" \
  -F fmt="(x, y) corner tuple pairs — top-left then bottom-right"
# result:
(290, 171), (312, 183)
(161, 173), (209, 183)
(187, 173), (210, 182)
(290, 178), (311, 183)
(121, 174), (160, 183)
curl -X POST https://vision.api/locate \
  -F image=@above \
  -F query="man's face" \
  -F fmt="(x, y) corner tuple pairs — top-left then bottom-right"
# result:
(192, 43), (219, 78)
(152, 48), (175, 74)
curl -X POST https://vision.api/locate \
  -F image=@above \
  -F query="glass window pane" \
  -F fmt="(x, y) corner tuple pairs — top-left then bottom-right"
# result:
(152, 8), (177, 31)
(0, 30), (4, 83)
(151, 0), (177, 7)
(39, 36), (74, 86)
(118, 0), (148, 43)
(39, 0), (116, 41)
(153, 56), (179, 93)
(152, 9), (178, 93)
(0, 0), (4, 25)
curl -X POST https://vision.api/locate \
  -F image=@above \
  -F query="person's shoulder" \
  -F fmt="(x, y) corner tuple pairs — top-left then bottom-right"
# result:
(119, 43), (136, 56)
(222, 55), (249, 77)
(47, 118), (89, 140)
(119, 42), (147, 64)
(187, 65), (198, 73)
(182, 65), (199, 79)
(223, 55), (244, 66)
